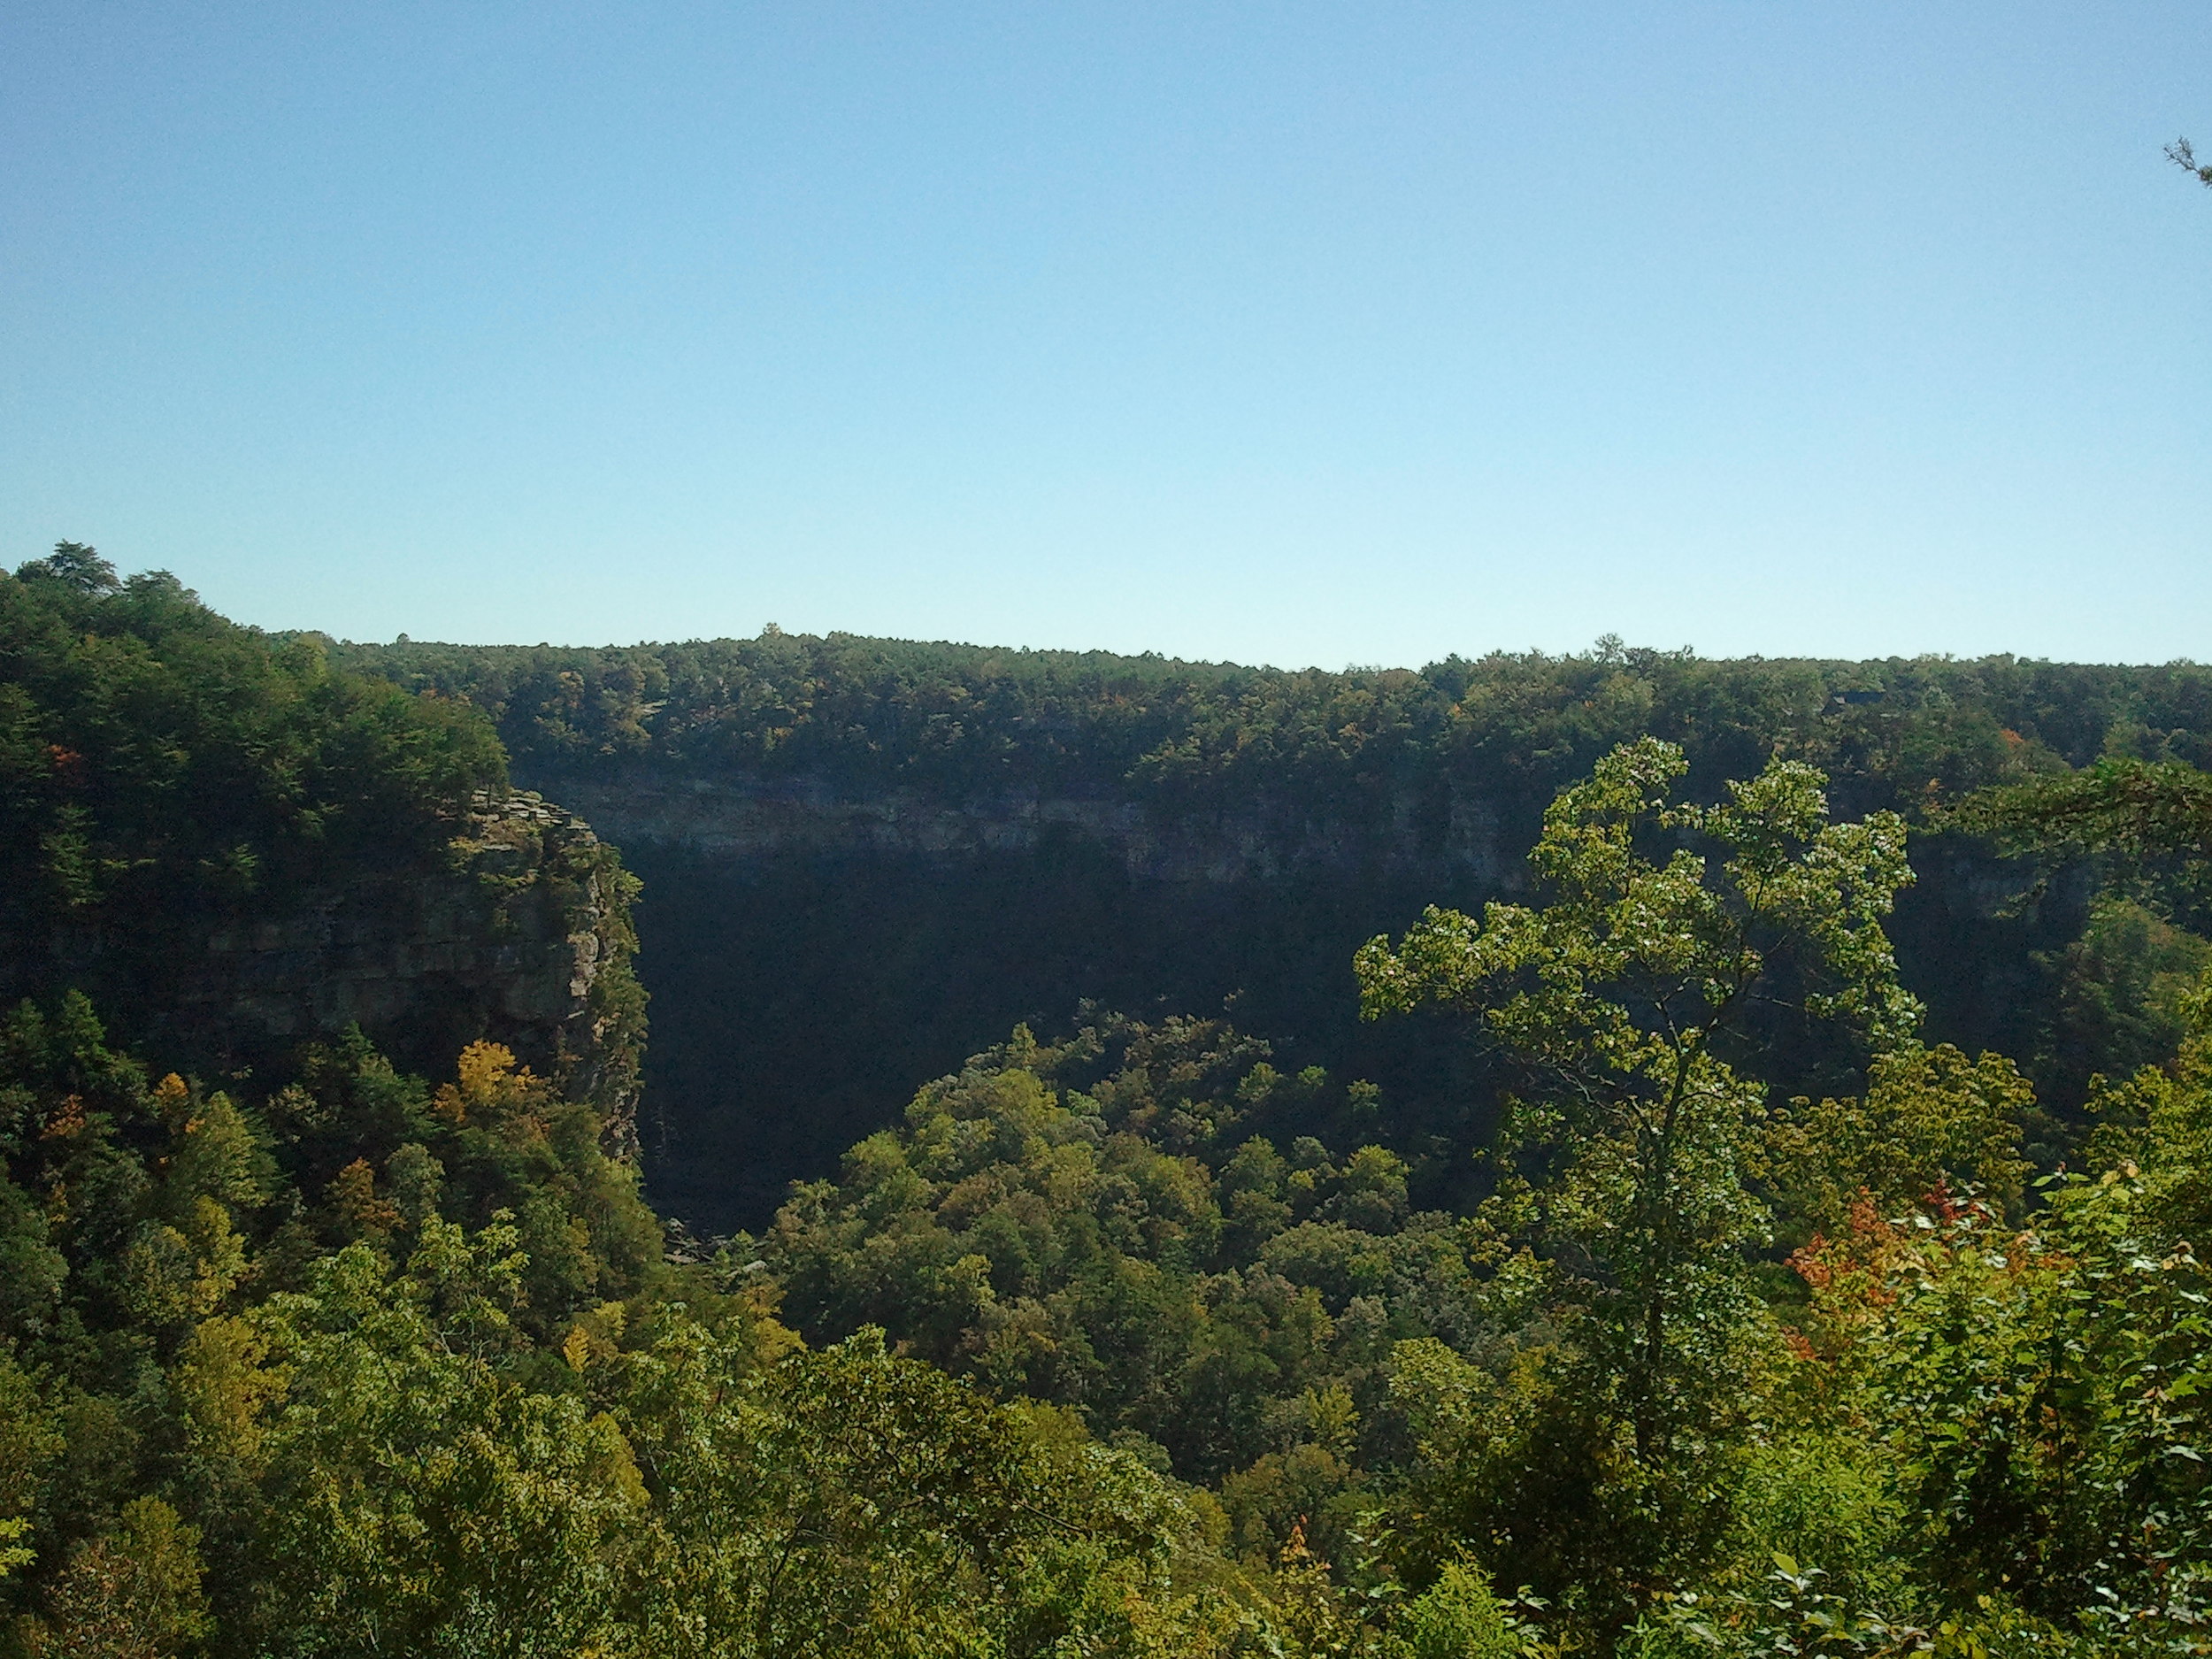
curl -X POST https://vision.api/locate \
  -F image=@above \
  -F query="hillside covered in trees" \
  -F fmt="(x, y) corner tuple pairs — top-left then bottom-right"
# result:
(5, 550), (2212, 1654)
(332, 630), (2212, 1231)
(327, 629), (2212, 809)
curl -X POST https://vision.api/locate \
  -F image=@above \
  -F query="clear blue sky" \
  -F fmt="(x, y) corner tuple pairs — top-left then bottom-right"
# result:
(4, 4), (2208, 666)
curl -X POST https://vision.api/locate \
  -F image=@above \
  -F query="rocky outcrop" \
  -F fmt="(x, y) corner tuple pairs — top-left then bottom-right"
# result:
(123, 791), (644, 1139)
(526, 768), (1512, 888)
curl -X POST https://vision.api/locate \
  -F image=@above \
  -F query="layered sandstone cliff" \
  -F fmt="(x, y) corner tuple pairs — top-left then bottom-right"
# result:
(521, 765), (1513, 887)
(19, 790), (646, 1140)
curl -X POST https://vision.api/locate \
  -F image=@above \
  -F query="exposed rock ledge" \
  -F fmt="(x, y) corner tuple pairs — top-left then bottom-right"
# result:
(159, 790), (644, 1138)
(526, 768), (1510, 887)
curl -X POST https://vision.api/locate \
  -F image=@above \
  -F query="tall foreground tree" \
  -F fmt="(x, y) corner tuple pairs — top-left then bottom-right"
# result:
(1360, 739), (1919, 1463)
(1357, 740), (1918, 1619)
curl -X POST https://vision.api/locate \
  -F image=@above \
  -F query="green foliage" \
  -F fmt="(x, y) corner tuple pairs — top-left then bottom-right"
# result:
(0, 990), (662, 1641)
(1948, 757), (2212, 863)
(19, 577), (2212, 1656)
(0, 989), (1292, 1657)
(1357, 741), (1916, 1488)
(2032, 896), (2212, 1100)
(619, 1325), (1228, 1657)
(1351, 741), (2212, 1650)
(743, 739), (2212, 1655)
(1390, 1559), (1535, 1658)
(0, 547), (527, 1094)
(239, 1223), (642, 1655)
(1787, 1166), (2212, 1637)
(1767, 1043), (2034, 1241)
(341, 628), (2212, 1234)
(1946, 760), (2212, 941)
(764, 1013), (1476, 1562)
(1, 548), (504, 918)
(35, 1496), (210, 1659)
(334, 629), (2212, 822)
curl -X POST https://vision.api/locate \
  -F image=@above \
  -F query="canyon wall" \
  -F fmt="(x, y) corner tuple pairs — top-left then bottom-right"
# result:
(512, 762), (2080, 1235)
(524, 765), (1514, 887)
(16, 791), (645, 1136)
(546, 767), (1511, 1232)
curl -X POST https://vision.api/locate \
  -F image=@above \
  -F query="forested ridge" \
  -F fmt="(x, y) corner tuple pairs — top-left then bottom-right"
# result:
(6, 549), (2212, 1654)
(330, 628), (2212, 818)
(334, 630), (2212, 1234)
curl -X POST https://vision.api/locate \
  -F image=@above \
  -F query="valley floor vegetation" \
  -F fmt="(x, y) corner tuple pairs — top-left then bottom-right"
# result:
(4, 548), (2211, 1655)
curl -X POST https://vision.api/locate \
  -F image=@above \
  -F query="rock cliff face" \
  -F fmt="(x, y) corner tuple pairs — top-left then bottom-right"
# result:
(496, 762), (2079, 1235)
(27, 791), (646, 1139)
(212, 791), (637, 1115)
(508, 764), (1525, 1230)
(523, 767), (1513, 887)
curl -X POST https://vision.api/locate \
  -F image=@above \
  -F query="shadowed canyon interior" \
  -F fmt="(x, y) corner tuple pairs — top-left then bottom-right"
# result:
(330, 634), (2198, 1233)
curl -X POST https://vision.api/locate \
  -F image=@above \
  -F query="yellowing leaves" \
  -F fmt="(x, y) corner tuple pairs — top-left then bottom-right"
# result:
(563, 1301), (629, 1371)
(432, 1039), (534, 1126)
(123, 1195), (249, 1326)
(178, 1313), (287, 1471)
(153, 1071), (190, 1125)
(328, 1158), (400, 1240)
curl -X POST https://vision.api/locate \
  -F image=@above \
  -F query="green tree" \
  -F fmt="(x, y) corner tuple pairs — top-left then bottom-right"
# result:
(1945, 757), (2212, 895)
(764, 1014), (1479, 1509)
(35, 1497), (209, 1659)
(12, 541), (119, 595)
(1359, 739), (1918, 1466)
(1766, 1041), (2033, 1242)
(621, 1326), (1209, 1658)
(1790, 1152), (2212, 1635)
(243, 1222), (645, 1658)
(1357, 740), (1918, 1627)
(1393, 1559), (1533, 1659)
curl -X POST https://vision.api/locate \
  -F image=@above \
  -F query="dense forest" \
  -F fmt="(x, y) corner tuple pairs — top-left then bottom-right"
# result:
(6, 548), (2212, 1654)
(330, 630), (2212, 1231)
(325, 629), (2212, 809)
